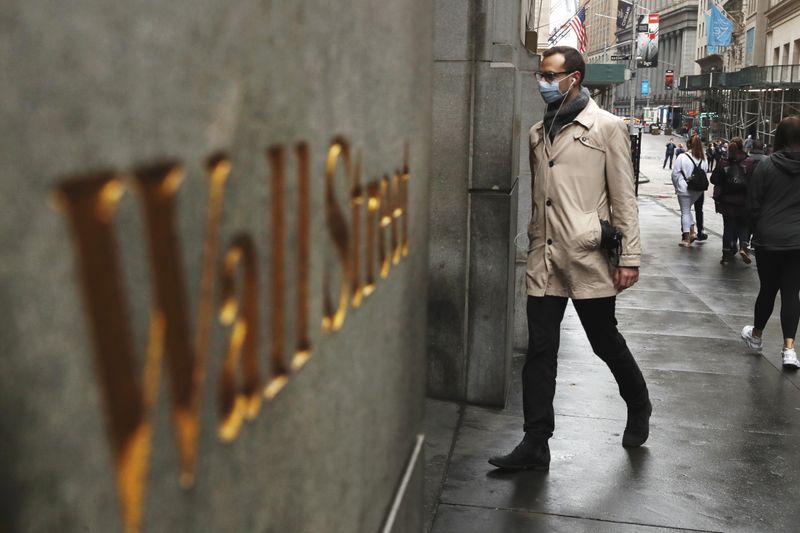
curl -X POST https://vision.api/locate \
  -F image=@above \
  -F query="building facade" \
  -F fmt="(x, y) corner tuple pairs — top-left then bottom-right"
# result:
(613, 0), (698, 122)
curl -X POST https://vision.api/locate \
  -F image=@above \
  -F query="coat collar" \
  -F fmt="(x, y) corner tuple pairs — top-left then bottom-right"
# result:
(533, 97), (599, 147)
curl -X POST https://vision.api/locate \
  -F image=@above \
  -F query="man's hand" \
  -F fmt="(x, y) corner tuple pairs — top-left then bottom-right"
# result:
(614, 267), (639, 291)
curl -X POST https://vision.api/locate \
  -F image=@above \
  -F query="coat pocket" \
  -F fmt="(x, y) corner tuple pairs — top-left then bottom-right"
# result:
(574, 210), (602, 251)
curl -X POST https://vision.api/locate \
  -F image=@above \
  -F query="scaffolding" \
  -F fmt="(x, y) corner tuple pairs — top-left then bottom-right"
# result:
(679, 65), (800, 146)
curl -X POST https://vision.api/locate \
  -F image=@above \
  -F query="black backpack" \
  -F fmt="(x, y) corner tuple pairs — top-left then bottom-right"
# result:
(725, 160), (747, 193)
(681, 156), (709, 191)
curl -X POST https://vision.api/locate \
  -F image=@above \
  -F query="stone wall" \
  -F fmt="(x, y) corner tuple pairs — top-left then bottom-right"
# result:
(428, 0), (542, 406)
(0, 1), (432, 531)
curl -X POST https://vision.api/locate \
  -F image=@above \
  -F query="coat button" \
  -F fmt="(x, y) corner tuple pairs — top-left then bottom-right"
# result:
(546, 199), (552, 206)
(581, 136), (587, 142)
(548, 160), (554, 167)
(547, 238), (553, 245)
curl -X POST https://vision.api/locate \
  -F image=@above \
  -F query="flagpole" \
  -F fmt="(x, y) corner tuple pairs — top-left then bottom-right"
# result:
(548, 0), (592, 48)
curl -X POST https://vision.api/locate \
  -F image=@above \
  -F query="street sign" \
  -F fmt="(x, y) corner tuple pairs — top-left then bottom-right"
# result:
(611, 55), (631, 60)
(641, 80), (649, 97)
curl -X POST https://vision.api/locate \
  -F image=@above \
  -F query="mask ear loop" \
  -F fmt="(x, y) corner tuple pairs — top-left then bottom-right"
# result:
(545, 75), (577, 141)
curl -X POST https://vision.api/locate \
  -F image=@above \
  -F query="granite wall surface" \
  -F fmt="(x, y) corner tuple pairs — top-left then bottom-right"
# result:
(428, 0), (542, 406)
(0, 1), (432, 531)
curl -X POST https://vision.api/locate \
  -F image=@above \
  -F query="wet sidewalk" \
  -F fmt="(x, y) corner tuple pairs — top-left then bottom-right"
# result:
(423, 194), (800, 533)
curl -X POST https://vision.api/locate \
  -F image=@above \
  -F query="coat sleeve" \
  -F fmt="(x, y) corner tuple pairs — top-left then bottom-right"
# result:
(747, 160), (766, 227)
(710, 164), (726, 186)
(671, 153), (687, 194)
(605, 119), (641, 268)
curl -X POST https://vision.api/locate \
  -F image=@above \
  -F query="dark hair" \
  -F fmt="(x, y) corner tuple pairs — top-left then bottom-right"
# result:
(688, 134), (705, 160)
(752, 139), (764, 150)
(728, 136), (743, 158)
(774, 116), (800, 151)
(542, 46), (586, 86)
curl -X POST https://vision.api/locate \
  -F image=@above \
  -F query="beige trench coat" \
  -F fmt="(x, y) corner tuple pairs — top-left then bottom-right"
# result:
(526, 98), (641, 299)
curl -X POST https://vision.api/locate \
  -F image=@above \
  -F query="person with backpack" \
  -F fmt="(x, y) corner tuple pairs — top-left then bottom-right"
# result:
(711, 137), (754, 264)
(672, 134), (710, 247)
(741, 116), (800, 368)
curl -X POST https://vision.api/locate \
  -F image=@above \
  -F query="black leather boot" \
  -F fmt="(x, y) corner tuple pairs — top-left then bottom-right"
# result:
(488, 436), (550, 471)
(622, 399), (652, 447)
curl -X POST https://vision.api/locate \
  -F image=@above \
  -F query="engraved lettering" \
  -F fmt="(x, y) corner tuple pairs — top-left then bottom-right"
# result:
(217, 234), (260, 442)
(321, 138), (351, 332)
(265, 146), (290, 398)
(292, 142), (312, 370)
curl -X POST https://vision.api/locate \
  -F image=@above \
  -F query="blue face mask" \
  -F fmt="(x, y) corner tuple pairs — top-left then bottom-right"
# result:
(538, 75), (575, 104)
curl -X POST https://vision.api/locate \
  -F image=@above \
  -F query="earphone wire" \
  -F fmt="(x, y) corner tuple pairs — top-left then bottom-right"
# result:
(545, 76), (576, 142)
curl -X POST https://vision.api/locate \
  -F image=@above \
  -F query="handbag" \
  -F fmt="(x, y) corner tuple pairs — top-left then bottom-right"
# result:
(599, 219), (622, 267)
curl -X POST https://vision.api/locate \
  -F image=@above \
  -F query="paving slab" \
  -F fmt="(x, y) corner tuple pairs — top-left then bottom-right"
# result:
(423, 398), (462, 533)
(439, 407), (800, 533)
(432, 503), (691, 533)
(424, 128), (800, 533)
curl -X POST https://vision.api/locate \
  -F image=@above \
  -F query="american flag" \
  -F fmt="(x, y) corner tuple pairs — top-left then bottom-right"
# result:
(568, 6), (588, 53)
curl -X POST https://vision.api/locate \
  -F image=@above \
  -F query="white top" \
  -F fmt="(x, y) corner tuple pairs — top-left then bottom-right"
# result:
(671, 152), (709, 196)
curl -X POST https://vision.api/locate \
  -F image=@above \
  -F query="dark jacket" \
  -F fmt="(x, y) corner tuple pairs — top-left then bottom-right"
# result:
(747, 151), (800, 250)
(711, 152), (753, 217)
(665, 142), (675, 155)
(748, 149), (767, 169)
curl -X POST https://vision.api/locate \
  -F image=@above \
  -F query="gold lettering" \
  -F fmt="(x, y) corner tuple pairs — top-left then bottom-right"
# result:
(54, 137), (411, 530)
(321, 138), (351, 332)
(54, 156), (229, 531)
(265, 147), (290, 398)
(363, 180), (380, 297)
(131, 162), (206, 487)
(378, 175), (392, 279)
(217, 234), (260, 441)
(350, 151), (365, 308)
(292, 142), (312, 370)
(55, 173), (155, 533)
(390, 171), (402, 265)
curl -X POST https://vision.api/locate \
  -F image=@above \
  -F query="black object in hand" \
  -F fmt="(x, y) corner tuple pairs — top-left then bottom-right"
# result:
(599, 219), (623, 266)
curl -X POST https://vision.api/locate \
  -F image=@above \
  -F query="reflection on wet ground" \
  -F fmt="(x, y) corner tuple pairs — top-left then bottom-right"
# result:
(425, 196), (800, 533)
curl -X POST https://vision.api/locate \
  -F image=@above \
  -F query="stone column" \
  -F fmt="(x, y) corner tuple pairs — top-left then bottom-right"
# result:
(428, 0), (538, 406)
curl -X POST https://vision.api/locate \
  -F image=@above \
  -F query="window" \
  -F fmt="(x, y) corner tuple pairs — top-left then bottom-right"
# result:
(746, 28), (755, 66)
(774, 47), (780, 65)
(784, 43), (790, 65)
(794, 39), (800, 64)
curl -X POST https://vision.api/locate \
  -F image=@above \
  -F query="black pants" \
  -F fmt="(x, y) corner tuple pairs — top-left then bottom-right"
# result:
(693, 194), (704, 233)
(754, 249), (800, 339)
(522, 295), (650, 438)
(722, 214), (749, 254)
(663, 153), (673, 168)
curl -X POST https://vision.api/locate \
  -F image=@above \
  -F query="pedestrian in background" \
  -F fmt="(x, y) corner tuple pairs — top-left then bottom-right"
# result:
(672, 134), (710, 246)
(675, 143), (685, 157)
(664, 138), (676, 169)
(711, 137), (753, 264)
(744, 134), (754, 154)
(706, 142), (716, 172)
(742, 116), (800, 368)
(489, 46), (651, 472)
(749, 139), (767, 168)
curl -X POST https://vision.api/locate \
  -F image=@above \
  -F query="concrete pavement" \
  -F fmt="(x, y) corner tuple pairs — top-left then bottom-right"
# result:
(423, 130), (800, 532)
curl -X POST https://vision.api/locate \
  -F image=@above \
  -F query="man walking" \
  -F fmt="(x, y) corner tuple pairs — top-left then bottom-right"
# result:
(664, 138), (676, 169)
(488, 46), (651, 471)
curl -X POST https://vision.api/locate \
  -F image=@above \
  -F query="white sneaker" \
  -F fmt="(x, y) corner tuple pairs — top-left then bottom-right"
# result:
(782, 348), (800, 369)
(741, 325), (763, 353)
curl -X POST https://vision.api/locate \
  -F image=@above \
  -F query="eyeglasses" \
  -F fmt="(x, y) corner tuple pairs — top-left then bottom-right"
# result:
(534, 71), (570, 82)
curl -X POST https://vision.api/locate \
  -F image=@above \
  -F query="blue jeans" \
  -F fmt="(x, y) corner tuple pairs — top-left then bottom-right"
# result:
(722, 214), (749, 254)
